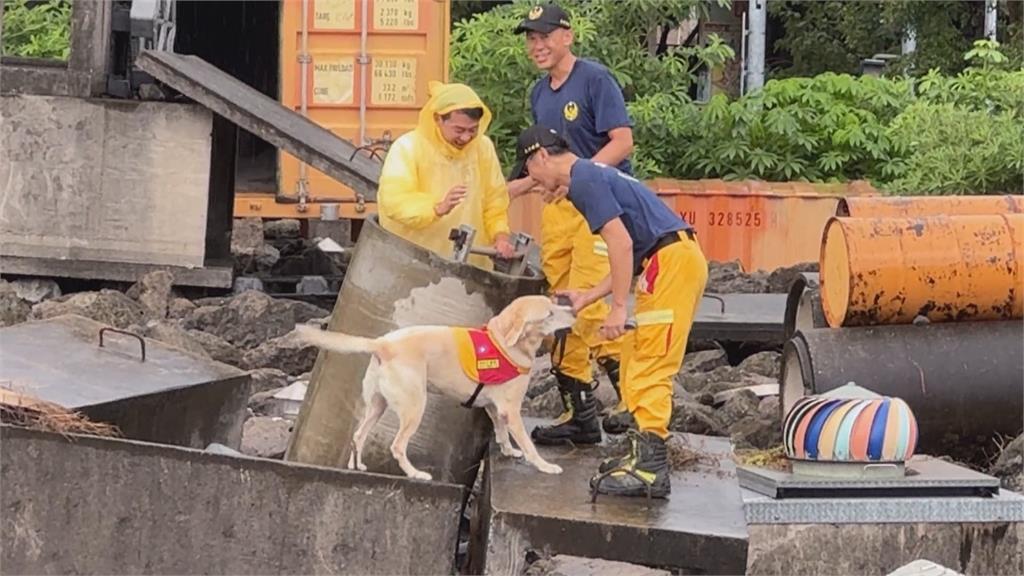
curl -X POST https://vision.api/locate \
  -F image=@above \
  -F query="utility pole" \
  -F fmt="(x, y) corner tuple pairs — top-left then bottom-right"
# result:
(984, 0), (998, 41)
(745, 0), (766, 93)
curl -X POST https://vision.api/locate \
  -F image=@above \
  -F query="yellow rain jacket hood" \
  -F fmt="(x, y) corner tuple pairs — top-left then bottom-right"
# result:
(377, 81), (511, 270)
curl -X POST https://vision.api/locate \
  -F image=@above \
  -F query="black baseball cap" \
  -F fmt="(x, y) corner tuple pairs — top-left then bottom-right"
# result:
(514, 3), (572, 34)
(508, 124), (569, 181)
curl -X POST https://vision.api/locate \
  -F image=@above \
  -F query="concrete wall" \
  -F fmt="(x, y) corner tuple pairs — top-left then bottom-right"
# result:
(1, 426), (465, 575)
(747, 523), (1023, 575)
(0, 94), (212, 268)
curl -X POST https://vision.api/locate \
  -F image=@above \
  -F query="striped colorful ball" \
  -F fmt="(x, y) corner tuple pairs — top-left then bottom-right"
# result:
(783, 395), (918, 462)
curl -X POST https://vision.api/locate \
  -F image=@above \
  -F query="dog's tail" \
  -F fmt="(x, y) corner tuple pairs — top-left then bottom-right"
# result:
(293, 324), (381, 356)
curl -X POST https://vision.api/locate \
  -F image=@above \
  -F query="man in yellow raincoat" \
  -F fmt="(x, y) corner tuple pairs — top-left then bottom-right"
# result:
(378, 81), (515, 270)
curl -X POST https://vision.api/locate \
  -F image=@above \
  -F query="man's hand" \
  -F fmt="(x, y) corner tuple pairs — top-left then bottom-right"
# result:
(542, 184), (569, 204)
(434, 185), (468, 216)
(600, 303), (628, 341)
(554, 288), (598, 316)
(493, 234), (515, 259)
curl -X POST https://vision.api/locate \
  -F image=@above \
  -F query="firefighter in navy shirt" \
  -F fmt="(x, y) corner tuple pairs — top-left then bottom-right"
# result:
(509, 125), (709, 499)
(507, 2), (635, 446)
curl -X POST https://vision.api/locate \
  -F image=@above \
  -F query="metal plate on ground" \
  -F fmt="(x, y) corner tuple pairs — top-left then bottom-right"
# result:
(738, 455), (1001, 499)
(692, 293), (788, 343)
(0, 315), (249, 448)
(479, 425), (749, 575)
(742, 487), (1024, 525)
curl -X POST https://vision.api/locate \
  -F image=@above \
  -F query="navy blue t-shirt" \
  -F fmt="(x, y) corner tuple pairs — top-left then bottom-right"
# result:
(567, 160), (691, 269)
(530, 58), (633, 175)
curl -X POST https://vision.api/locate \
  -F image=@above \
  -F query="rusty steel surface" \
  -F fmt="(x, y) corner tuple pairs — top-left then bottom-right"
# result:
(837, 194), (1024, 218)
(820, 214), (1024, 328)
(649, 179), (878, 272)
(285, 216), (546, 486)
(780, 322), (1024, 460)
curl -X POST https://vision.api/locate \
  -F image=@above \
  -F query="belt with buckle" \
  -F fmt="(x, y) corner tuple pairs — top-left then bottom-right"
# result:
(636, 229), (694, 275)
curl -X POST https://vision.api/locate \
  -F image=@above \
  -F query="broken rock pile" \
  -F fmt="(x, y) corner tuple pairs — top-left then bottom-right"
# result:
(706, 260), (818, 294)
(522, 347), (783, 450)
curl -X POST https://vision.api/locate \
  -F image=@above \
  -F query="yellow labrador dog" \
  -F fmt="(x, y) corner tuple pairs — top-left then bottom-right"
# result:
(294, 295), (576, 480)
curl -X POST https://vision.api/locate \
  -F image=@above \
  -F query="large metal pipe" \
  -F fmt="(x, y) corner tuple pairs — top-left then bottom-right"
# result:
(820, 214), (1024, 328)
(780, 322), (1024, 459)
(837, 195), (1024, 218)
(783, 272), (826, 341)
(285, 216), (546, 486)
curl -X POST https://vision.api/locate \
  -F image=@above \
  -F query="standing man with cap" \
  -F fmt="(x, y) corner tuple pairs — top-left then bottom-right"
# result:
(509, 124), (708, 498)
(507, 2), (637, 445)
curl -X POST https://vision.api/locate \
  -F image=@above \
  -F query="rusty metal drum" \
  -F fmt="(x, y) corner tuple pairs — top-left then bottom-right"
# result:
(820, 213), (1024, 328)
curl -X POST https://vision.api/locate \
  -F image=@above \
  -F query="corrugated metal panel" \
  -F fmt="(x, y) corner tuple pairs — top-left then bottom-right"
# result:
(278, 0), (451, 206)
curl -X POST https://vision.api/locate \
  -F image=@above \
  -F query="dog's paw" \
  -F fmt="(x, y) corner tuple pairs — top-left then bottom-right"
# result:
(411, 471), (433, 481)
(501, 446), (524, 459)
(537, 462), (563, 475)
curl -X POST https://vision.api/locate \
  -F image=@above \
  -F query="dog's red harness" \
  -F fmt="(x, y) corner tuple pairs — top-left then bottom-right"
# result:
(455, 327), (530, 408)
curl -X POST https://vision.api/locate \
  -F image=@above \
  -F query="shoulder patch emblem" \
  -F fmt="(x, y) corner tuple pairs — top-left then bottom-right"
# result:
(563, 101), (578, 122)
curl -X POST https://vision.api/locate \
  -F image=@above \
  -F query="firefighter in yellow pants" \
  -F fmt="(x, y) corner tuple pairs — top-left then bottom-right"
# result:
(526, 197), (626, 445)
(511, 125), (708, 498)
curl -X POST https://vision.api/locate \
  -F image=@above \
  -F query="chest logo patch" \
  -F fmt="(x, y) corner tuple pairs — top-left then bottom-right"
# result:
(563, 101), (579, 122)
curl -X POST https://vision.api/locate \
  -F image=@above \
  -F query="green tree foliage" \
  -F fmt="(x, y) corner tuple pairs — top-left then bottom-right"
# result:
(1, 0), (72, 60)
(449, 0), (734, 174)
(769, 0), (1023, 78)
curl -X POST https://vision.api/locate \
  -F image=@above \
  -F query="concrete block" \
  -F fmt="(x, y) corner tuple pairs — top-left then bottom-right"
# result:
(0, 94), (211, 268)
(0, 425), (465, 575)
(0, 314), (249, 449)
(746, 522), (1023, 576)
(527, 555), (672, 576)
(476, 429), (749, 575)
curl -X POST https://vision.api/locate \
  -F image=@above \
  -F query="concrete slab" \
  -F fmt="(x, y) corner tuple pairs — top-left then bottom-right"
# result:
(1, 94), (212, 269)
(526, 555), (672, 576)
(0, 314), (249, 449)
(0, 425), (466, 575)
(745, 522), (1023, 576)
(477, 428), (749, 575)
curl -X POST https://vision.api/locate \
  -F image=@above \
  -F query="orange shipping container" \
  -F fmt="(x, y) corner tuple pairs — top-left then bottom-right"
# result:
(278, 0), (451, 209)
(648, 179), (878, 272)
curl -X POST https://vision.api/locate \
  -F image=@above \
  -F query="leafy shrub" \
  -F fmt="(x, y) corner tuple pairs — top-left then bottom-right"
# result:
(1, 0), (72, 60)
(450, 0), (734, 172)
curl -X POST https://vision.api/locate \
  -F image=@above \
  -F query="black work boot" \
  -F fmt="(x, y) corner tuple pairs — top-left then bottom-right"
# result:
(590, 430), (671, 499)
(530, 372), (602, 445)
(596, 357), (636, 435)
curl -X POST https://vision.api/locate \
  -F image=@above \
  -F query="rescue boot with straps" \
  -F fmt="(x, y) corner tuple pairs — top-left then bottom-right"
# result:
(596, 356), (636, 435)
(590, 429), (671, 500)
(530, 371), (602, 446)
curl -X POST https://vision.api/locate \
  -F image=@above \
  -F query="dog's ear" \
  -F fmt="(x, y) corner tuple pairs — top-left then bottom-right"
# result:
(489, 306), (527, 347)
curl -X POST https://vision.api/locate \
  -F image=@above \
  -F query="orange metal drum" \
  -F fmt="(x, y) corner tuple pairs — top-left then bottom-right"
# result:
(820, 214), (1024, 328)
(838, 195), (1024, 218)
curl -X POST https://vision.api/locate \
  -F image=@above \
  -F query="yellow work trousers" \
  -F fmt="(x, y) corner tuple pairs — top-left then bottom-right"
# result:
(541, 199), (622, 382)
(621, 231), (708, 438)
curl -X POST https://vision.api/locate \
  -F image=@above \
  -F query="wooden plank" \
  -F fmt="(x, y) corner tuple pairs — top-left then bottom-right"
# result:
(135, 50), (380, 202)
(0, 256), (233, 289)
